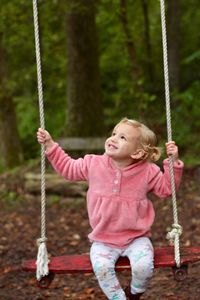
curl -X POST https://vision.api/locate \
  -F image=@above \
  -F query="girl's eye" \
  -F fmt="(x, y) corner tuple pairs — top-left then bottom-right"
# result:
(121, 135), (126, 140)
(112, 132), (116, 136)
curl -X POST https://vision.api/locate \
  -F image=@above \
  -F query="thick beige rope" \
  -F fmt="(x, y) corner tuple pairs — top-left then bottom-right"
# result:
(160, 0), (182, 268)
(32, 0), (49, 280)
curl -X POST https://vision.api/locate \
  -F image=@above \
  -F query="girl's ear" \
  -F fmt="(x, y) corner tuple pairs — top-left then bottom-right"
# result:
(131, 149), (146, 160)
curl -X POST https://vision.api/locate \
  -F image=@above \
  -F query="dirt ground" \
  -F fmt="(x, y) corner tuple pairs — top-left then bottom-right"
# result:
(0, 166), (200, 300)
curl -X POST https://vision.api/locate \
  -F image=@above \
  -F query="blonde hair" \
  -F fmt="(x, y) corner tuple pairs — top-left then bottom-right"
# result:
(118, 118), (162, 162)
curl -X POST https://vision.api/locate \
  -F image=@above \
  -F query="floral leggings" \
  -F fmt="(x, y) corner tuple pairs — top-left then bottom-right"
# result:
(90, 237), (154, 300)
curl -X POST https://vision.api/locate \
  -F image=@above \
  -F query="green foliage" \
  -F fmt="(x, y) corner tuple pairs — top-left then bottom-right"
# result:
(183, 50), (200, 64)
(1, 0), (200, 168)
(1, 0), (67, 159)
(48, 195), (60, 205)
(171, 81), (200, 164)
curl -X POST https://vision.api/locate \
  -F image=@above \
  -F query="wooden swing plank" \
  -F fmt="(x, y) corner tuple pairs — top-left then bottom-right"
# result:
(22, 246), (200, 274)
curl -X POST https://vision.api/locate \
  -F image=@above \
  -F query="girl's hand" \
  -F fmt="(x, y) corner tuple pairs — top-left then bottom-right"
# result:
(166, 141), (179, 161)
(37, 128), (55, 151)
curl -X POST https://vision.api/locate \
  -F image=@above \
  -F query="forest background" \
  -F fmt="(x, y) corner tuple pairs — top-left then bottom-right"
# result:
(0, 0), (200, 172)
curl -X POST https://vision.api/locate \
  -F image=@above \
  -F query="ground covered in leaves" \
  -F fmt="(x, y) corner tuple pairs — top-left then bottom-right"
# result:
(0, 164), (200, 300)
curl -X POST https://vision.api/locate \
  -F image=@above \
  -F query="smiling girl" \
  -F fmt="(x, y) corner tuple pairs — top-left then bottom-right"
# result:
(37, 118), (184, 300)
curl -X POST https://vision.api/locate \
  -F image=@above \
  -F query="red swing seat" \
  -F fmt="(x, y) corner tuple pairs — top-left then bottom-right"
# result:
(22, 246), (200, 288)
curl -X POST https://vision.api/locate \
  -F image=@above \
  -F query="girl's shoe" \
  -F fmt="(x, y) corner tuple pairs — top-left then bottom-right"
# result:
(125, 286), (144, 300)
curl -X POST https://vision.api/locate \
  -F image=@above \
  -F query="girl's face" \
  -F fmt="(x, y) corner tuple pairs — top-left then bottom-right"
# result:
(105, 123), (141, 167)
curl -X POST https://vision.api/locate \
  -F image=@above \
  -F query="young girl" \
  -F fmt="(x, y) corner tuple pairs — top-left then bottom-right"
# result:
(37, 118), (183, 300)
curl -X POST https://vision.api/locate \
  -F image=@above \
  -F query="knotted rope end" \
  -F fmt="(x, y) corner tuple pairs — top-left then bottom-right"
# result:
(36, 237), (49, 281)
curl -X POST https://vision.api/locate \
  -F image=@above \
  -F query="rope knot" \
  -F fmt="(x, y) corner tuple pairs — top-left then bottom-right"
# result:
(166, 223), (183, 244)
(37, 237), (48, 247)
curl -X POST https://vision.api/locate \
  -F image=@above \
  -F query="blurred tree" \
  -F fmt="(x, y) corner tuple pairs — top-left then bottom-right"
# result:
(0, 32), (23, 168)
(0, 0), (199, 167)
(65, 0), (104, 137)
(119, 0), (141, 82)
(141, 0), (154, 84)
(167, 0), (181, 91)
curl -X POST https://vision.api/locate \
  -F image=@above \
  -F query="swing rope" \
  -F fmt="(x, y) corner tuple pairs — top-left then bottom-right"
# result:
(159, 0), (182, 268)
(31, 0), (182, 278)
(32, 0), (49, 280)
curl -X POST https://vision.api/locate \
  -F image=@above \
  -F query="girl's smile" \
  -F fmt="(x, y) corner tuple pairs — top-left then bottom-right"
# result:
(105, 123), (141, 168)
(107, 143), (118, 150)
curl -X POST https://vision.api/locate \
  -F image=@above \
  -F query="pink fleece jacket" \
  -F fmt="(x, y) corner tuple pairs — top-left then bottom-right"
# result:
(46, 143), (184, 248)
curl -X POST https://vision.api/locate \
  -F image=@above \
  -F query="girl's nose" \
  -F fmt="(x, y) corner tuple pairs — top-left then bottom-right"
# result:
(110, 135), (117, 142)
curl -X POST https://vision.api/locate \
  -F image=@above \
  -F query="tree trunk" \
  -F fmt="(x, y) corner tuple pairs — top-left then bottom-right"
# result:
(167, 0), (180, 91)
(141, 0), (154, 84)
(0, 33), (23, 169)
(66, 0), (104, 137)
(119, 0), (141, 82)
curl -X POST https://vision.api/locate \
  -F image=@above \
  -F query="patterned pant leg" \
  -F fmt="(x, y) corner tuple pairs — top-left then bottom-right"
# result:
(90, 242), (127, 300)
(123, 237), (154, 295)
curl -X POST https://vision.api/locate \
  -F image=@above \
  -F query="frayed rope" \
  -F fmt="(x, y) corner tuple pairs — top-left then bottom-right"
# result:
(36, 238), (49, 281)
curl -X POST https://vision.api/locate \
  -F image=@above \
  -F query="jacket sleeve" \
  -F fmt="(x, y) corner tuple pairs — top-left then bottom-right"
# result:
(45, 143), (92, 181)
(147, 159), (184, 198)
